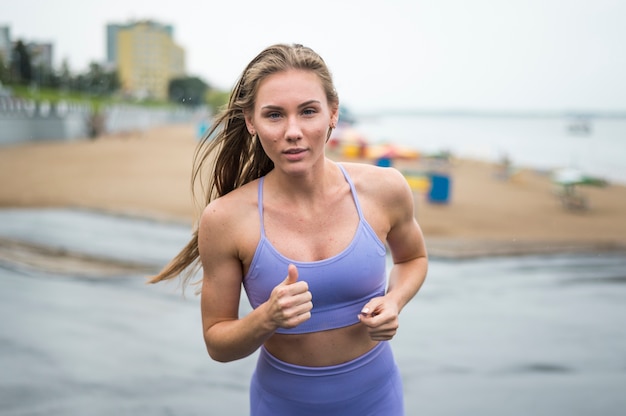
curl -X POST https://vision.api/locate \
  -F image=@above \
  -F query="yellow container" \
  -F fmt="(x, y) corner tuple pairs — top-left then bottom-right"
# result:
(342, 143), (360, 158)
(405, 175), (430, 192)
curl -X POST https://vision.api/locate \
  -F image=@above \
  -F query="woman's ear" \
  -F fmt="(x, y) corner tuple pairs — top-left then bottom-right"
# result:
(244, 112), (256, 136)
(330, 105), (339, 128)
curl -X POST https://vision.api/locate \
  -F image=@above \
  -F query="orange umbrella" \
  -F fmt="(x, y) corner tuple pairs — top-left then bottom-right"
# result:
(328, 126), (369, 158)
(366, 143), (420, 160)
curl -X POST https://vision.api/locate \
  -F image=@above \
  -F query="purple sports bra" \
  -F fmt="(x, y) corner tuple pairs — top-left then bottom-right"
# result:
(243, 164), (387, 334)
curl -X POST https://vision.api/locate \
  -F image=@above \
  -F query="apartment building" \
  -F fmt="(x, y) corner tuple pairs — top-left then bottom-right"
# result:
(0, 26), (10, 63)
(107, 20), (185, 100)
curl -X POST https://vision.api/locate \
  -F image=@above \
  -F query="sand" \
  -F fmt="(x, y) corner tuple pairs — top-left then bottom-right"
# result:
(1, 123), (625, 259)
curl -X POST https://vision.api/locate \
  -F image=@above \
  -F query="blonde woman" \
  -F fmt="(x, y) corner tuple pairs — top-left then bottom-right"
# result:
(150, 44), (428, 415)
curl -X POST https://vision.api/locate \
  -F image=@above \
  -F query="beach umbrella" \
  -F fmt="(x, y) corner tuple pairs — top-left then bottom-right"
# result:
(552, 168), (608, 187)
(328, 126), (369, 158)
(329, 125), (368, 145)
(366, 143), (420, 160)
(552, 167), (608, 211)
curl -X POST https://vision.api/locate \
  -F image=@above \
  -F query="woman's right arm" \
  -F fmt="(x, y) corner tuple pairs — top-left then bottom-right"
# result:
(198, 199), (312, 362)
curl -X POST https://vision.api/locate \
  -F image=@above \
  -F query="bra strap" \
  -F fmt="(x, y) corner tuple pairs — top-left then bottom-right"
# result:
(259, 166), (363, 233)
(337, 164), (365, 220)
(257, 176), (266, 237)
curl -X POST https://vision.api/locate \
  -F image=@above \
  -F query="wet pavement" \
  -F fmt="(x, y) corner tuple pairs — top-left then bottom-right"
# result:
(1, 208), (625, 415)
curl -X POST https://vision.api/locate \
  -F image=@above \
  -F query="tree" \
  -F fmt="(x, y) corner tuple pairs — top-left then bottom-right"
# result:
(32, 63), (59, 88)
(205, 89), (230, 112)
(103, 67), (120, 95)
(11, 40), (33, 85)
(0, 53), (9, 84)
(58, 59), (72, 91)
(168, 76), (208, 107)
(64, 62), (119, 96)
(84, 62), (112, 95)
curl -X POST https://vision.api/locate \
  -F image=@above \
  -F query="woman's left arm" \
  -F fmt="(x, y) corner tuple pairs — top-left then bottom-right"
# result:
(359, 168), (428, 340)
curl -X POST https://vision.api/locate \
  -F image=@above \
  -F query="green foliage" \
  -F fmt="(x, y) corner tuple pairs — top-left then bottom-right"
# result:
(9, 85), (184, 113)
(11, 40), (33, 85)
(0, 54), (9, 84)
(168, 76), (208, 107)
(205, 89), (230, 112)
(80, 62), (120, 96)
(2, 40), (214, 110)
(11, 85), (110, 107)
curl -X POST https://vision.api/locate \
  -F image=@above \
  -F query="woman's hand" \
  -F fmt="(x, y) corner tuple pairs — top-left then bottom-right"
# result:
(358, 296), (400, 341)
(267, 264), (313, 329)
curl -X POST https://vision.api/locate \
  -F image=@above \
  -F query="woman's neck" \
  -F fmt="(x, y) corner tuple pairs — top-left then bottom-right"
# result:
(266, 158), (341, 204)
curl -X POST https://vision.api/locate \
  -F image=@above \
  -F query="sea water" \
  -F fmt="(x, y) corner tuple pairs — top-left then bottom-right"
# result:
(355, 114), (626, 185)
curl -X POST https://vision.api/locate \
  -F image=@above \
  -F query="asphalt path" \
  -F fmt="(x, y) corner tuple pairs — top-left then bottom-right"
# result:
(1, 208), (625, 415)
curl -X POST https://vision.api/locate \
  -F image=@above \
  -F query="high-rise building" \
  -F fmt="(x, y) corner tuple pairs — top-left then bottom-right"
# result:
(0, 26), (11, 63)
(26, 42), (53, 69)
(107, 20), (185, 100)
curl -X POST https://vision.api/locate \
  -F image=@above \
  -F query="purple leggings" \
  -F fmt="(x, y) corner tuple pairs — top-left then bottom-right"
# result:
(250, 341), (404, 415)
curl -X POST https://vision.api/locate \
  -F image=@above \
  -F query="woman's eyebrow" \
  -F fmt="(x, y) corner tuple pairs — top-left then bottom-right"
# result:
(261, 100), (321, 111)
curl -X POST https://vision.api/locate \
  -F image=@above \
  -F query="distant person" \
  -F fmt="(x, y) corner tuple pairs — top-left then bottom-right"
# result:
(149, 43), (428, 415)
(88, 108), (105, 139)
(496, 152), (512, 180)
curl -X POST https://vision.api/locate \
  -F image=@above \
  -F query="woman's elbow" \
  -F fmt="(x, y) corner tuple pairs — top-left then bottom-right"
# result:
(205, 343), (237, 363)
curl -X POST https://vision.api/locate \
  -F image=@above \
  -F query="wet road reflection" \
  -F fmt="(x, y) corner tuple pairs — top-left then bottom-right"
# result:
(1, 209), (625, 415)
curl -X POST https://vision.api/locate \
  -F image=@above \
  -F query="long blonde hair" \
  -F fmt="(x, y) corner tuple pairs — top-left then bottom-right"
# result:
(148, 44), (339, 288)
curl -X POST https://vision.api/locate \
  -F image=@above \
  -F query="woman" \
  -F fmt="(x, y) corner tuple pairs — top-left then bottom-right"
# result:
(150, 43), (428, 415)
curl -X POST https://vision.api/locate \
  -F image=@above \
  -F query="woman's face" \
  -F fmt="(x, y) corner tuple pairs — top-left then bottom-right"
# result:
(245, 69), (338, 175)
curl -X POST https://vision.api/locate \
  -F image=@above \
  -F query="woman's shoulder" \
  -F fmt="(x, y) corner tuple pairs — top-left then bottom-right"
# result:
(338, 161), (414, 230)
(199, 179), (260, 231)
(340, 161), (408, 194)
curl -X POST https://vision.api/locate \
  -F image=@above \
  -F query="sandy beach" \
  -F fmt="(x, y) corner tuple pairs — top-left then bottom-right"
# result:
(1, 123), (625, 259)
(2, 124), (626, 416)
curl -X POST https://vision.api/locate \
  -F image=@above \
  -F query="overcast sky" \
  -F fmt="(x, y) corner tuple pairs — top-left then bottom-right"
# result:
(2, 0), (625, 113)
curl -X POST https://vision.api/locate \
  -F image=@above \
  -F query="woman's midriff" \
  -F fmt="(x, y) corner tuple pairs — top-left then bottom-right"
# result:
(263, 323), (379, 367)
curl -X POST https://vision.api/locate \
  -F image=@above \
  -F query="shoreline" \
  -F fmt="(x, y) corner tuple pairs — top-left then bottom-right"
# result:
(1, 123), (625, 273)
(2, 207), (624, 280)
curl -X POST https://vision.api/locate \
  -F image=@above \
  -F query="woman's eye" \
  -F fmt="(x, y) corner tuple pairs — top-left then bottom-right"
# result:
(266, 112), (281, 119)
(302, 108), (316, 116)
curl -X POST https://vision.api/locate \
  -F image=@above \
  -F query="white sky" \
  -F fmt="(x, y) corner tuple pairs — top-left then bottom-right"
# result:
(2, 0), (625, 113)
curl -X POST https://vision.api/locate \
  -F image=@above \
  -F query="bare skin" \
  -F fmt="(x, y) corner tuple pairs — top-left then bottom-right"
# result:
(198, 69), (427, 366)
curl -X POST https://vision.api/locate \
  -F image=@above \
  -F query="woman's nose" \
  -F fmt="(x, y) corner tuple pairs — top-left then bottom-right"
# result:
(285, 116), (302, 141)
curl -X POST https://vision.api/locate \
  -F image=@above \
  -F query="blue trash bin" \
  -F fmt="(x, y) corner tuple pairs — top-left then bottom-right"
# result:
(429, 174), (451, 203)
(376, 157), (392, 168)
(197, 120), (209, 139)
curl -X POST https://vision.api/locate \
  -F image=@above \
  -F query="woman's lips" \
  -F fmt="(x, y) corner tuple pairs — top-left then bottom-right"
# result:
(283, 148), (307, 161)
